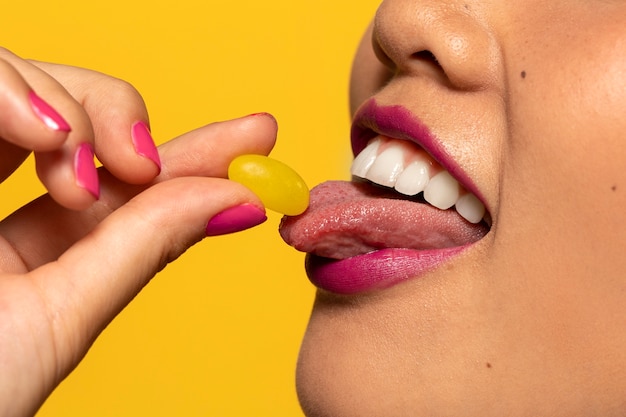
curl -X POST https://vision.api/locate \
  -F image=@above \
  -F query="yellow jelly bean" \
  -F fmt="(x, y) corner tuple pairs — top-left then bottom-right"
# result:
(228, 154), (309, 216)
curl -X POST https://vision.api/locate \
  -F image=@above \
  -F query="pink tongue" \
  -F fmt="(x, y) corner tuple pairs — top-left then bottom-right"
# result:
(279, 180), (488, 259)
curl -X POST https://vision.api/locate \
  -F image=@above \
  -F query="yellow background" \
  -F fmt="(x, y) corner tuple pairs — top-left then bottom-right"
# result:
(2, 0), (380, 415)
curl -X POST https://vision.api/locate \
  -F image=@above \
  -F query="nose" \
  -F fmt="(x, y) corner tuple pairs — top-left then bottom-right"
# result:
(373, 0), (502, 91)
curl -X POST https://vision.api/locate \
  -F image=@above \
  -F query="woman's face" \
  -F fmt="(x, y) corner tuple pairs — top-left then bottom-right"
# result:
(280, 0), (626, 415)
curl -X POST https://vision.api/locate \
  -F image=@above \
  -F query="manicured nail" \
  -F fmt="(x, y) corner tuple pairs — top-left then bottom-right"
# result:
(74, 143), (100, 199)
(28, 91), (71, 132)
(205, 204), (267, 236)
(131, 121), (161, 170)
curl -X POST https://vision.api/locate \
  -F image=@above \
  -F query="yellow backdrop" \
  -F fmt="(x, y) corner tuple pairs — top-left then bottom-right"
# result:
(2, 0), (380, 415)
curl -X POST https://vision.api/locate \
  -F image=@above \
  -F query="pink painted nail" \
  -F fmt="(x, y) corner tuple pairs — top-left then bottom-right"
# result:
(131, 121), (161, 170)
(74, 143), (100, 199)
(205, 204), (267, 236)
(28, 91), (71, 132)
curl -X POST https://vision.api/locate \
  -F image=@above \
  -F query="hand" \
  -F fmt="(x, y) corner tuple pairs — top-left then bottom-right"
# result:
(0, 48), (277, 416)
(0, 47), (166, 210)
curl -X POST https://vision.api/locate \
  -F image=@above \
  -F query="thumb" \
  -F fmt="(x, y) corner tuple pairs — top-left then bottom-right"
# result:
(30, 176), (266, 379)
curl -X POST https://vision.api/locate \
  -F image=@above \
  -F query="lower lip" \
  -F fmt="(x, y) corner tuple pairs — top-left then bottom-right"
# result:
(305, 246), (468, 295)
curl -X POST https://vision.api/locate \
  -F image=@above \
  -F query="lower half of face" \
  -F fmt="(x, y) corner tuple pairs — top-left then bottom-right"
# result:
(281, 0), (626, 415)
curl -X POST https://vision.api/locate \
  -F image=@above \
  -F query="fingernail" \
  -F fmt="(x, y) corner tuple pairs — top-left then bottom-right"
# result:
(247, 112), (277, 123)
(74, 143), (100, 199)
(205, 204), (267, 236)
(131, 121), (161, 170)
(28, 91), (71, 132)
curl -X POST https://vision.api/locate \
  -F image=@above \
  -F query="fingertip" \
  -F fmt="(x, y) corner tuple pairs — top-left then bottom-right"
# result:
(246, 111), (278, 126)
(130, 121), (161, 173)
(35, 144), (100, 212)
(237, 112), (279, 153)
(204, 203), (267, 237)
(93, 119), (161, 185)
(74, 143), (100, 201)
(0, 59), (71, 151)
(28, 90), (71, 133)
(86, 82), (161, 184)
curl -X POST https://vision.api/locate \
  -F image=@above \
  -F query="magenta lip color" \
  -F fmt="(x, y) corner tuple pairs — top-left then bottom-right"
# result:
(301, 99), (488, 295)
(351, 98), (485, 204)
(306, 247), (468, 295)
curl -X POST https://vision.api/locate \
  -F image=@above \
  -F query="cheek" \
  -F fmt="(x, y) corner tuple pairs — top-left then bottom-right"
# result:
(497, 0), (626, 267)
(502, 38), (626, 264)
(500, 1), (626, 250)
(493, 14), (626, 366)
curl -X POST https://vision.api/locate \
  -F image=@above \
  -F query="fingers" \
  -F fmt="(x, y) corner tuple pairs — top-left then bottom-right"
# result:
(157, 112), (277, 179)
(0, 54), (69, 184)
(0, 113), (278, 272)
(0, 48), (98, 209)
(0, 112), (277, 414)
(32, 61), (161, 184)
(0, 48), (161, 210)
(26, 61), (162, 208)
(27, 176), (266, 405)
(0, 52), (70, 151)
(0, 56), (70, 151)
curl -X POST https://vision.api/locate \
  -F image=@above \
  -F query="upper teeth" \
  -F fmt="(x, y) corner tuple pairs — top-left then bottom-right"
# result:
(350, 137), (486, 224)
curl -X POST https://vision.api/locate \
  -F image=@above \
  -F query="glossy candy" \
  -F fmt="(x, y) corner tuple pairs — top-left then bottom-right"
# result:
(228, 154), (309, 216)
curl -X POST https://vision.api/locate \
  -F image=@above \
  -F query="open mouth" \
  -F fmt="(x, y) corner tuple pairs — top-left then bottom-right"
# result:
(279, 100), (491, 294)
(352, 135), (488, 225)
(280, 137), (490, 261)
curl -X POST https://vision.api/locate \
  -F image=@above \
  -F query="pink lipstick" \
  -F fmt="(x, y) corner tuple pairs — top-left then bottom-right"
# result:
(351, 99), (484, 202)
(279, 99), (489, 295)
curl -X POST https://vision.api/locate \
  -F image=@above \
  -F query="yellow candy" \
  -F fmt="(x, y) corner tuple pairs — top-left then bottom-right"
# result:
(228, 154), (309, 216)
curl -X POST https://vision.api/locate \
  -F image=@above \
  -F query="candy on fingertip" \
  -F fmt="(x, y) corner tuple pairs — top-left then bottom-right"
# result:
(228, 154), (309, 216)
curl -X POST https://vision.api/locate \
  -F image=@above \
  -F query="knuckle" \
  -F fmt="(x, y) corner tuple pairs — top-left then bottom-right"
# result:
(107, 77), (144, 104)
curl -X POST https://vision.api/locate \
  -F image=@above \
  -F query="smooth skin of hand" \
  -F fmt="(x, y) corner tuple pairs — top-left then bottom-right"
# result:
(0, 48), (277, 416)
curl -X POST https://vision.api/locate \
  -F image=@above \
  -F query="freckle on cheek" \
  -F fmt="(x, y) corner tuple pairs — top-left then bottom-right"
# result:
(521, 71), (527, 79)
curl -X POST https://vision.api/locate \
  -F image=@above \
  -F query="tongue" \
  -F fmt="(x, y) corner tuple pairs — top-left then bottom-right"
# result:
(279, 180), (488, 259)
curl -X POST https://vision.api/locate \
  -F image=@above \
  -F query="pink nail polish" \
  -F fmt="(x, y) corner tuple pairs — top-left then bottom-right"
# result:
(131, 121), (161, 170)
(74, 143), (100, 199)
(205, 204), (267, 236)
(28, 91), (71, 132)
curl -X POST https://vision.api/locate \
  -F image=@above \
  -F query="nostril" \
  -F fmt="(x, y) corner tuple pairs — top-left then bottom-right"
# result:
(412, 50), (441, 68)
(408, 49), (451, 85)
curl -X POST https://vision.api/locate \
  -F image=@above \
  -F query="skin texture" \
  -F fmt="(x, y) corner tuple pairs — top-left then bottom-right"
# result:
(0, 48), (278, 416)
(296, 0), (626, 415)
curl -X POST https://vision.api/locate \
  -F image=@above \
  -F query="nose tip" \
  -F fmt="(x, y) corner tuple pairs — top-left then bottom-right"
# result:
(373, 0), (502, 91)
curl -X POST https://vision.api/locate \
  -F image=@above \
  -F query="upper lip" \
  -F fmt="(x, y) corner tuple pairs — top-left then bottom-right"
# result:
(350, 98), (486, 206)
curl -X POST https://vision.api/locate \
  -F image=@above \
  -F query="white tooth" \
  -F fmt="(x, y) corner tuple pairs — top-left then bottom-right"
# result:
(365, 146), (405, 187)
(351, 139), (381, 178)
(394, 160), (430, 196)
(423, 171), (460, 210)
(455, 193), (486, 224)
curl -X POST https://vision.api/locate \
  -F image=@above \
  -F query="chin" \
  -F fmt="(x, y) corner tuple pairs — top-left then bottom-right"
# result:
(294, 287), (626, 417)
